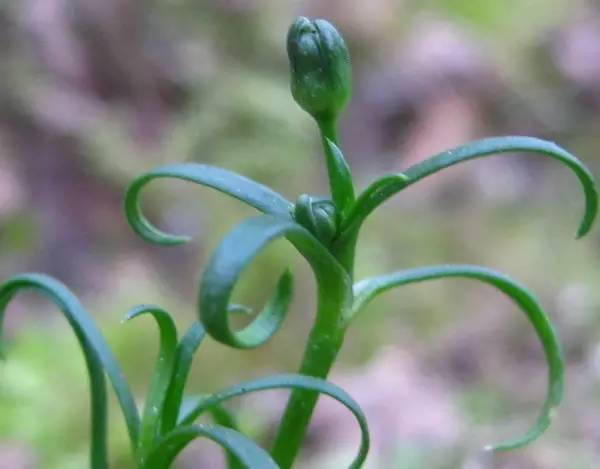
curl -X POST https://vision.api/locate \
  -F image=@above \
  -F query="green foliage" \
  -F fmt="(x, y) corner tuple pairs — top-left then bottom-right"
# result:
(1, 16), (598, 469)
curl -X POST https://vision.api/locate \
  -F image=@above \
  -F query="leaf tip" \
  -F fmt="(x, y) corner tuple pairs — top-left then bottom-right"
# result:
(121, 313), (135, 324)
(157, 234), (193, 246)
(280, 268), (294, 291)
(121, 304), (152, 323)
(575, 226), (589, 240)
(397, 172), (409, 182)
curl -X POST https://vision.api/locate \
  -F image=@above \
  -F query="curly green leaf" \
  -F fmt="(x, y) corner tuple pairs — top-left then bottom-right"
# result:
(0, 274), (140, 466)
(123, 305), (178, 463)
(343, 136), (598, 239)
(199, 215), (351, 349)
(145, 424), (278, 469)
(124, 163), (294, 245)
(179, 373), (369, 469)
(353, 264), (564, 451)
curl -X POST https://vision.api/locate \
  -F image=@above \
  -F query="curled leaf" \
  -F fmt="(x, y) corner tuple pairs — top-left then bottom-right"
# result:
(124, 163), (293, 245)
(353, 264), (564, 451)
(0, 274), (140, 466)
(343, 136), (598, 239)
(179, 373), (370, 469)
(199, 215), (351, 348)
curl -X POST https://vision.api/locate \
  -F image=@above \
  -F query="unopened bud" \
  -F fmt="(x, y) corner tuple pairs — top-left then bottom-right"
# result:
(287, 17), (352, 122)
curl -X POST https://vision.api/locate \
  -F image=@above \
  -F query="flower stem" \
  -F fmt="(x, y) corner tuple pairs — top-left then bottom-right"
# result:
(270, 319), (346, 468)
(270, 116), (359, 468)
(271, 183), (356, 467)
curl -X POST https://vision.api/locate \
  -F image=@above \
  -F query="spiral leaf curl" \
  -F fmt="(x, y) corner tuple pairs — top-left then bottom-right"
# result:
(199, 214), (352, 349)
(124, 163), (294, 245)
(353, 264), (564, 451)
(342, 136), (598, 240)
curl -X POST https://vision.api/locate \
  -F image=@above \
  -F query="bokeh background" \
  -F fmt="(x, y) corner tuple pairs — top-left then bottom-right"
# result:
(1, 1), (600, 468)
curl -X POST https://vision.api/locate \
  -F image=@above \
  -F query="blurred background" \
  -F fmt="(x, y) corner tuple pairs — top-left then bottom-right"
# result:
(1, 0), (600, 468)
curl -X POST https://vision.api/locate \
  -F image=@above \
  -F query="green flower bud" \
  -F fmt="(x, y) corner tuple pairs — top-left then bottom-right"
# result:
(287, 17), (352, 122)
(293, 194), (339, 245)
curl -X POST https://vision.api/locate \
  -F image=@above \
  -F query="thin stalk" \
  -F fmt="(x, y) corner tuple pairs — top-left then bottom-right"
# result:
(270, 118), (359, 467)
(318, 117), (338, 142)
(331, 227), (358, 281)
(270, 317), (347, 467)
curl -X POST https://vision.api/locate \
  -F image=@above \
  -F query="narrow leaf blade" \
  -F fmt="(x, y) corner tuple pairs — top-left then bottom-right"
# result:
(161, 322), (206, 434)
(323, 137), (355, 216)
(344, 136), (598, 238)
(145, 424), (278, 469)
(199, 215), (351, 348)
(0, 274), (140, 463)
(353, 264), (564, 451)
(179, 373), (370, 469)
(124, 163), (294, 245)
(123, 305), (178, 462)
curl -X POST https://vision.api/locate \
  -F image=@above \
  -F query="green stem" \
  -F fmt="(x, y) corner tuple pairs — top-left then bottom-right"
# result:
(271, 232), (354, 467)
(270, 320), (346, 468)
(270, 119), (358, 468)
(318, 116), (338, 144)
(331, 227), (359, 281)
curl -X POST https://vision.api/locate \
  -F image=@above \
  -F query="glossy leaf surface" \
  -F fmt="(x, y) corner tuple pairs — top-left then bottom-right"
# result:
(125, 163), (293, 245)
(179, 373), (370, 469)
(344, 137), (598, 239)
(199, 214), (351, 348)
(353, 264), (564, 451)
